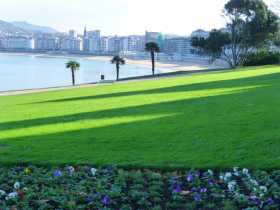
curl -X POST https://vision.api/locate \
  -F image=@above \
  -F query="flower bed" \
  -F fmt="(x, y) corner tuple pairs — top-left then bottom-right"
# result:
(0, 166), (279, 209)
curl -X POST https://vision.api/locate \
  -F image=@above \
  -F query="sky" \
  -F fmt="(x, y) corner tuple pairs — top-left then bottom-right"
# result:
(0, 0), (278, 36)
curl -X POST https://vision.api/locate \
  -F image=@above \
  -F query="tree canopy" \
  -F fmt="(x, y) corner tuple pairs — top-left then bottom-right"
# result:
(191, 0), (280, 68)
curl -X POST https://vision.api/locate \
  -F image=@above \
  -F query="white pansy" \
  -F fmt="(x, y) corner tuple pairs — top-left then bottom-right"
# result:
(207, 169), (214, 176)
(91, 168), (97, 176)
(242, 168), (249, 176)
(14, 182), (20, 190)
(260, 186), (268, 193)
(228, 181), (237, 192)
(250, 179), (259, 186)
(224, 172), (232, 181)
(0, 190), (6, 196)
(5, 192), (17, 200)
(233, 167), (240, 176)
(67, 166), (75, 173)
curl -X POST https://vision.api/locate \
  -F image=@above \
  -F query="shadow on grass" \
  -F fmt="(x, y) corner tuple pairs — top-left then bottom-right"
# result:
(1, 75), (280, 169)
(1, 72), (279, 133)
(25, 71), (280, 104)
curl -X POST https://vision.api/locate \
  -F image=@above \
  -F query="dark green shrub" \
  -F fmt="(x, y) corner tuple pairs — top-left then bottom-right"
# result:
(244, 51), (280, 66)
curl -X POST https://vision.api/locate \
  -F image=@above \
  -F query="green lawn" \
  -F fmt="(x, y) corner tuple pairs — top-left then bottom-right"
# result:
(1, 65), (280, 169)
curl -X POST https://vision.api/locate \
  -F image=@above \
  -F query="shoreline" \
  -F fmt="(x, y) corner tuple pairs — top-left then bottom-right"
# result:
(0, 68), (229, 96)
(0, 51), (223, 72)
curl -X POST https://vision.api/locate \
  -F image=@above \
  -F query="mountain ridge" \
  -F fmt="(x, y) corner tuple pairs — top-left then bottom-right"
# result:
(12, 21), (59, 34)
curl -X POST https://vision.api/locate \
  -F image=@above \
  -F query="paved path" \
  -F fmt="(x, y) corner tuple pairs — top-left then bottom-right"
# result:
(0, 68), (229, 96)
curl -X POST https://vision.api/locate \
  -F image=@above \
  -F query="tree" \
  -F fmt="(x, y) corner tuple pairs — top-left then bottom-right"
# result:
(191, 0), (280, 68)
(145, 42), (160, 75)
(111, 56), (125, 81)
(66, 61), (80, 86)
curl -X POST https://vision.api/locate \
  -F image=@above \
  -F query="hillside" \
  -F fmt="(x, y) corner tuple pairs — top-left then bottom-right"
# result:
(12, 21), (58, 34)
(0, 65), (280, 169)
(0, 20), (28, 35)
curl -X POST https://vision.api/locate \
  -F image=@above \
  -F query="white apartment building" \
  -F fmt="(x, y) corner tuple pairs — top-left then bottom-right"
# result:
(100, 36), (109, 52)
(88, 30), (101, 52)
(34, 35), (59, 50)
(0, 36), (34, 49)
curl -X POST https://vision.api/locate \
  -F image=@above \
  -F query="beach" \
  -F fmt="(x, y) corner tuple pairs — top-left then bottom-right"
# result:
(0, 52), (225, 72)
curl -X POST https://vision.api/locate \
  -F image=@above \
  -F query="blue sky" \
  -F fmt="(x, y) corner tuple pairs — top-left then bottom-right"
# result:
(0, 0), (278, 36)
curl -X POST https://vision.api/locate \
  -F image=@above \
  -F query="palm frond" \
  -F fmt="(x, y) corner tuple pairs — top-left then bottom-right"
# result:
(66, 60), (80, 70)
(145, 42), (160, 52)
(111, 56), (126, 65)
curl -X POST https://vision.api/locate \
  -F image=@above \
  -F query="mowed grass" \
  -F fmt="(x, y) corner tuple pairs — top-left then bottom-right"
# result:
(1, 65), (280, 169)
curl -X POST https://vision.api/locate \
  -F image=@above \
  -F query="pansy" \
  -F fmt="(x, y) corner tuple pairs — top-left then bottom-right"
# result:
(250, 179), (259, 186)
(85, 195), (94, 203)
(90, 168), (97, 176)
(66, 166), (75, 174)
(233, 167), (239, 176)
(172, 184), (182, 194)
(208, 179), (215, 186)
(200, 187), (207, 193)
(53, 169), (62, 177)
(5, 192), (18, 200)
(24, 167), (32, 175)
(265, 198), (274, 206)
(242, 168), (250, 176)
(207, 169), (214, 176)
(259, 186), (267, 193)
(0, 190), (6, 196)
(220, 172), (232, 182)
(227, 181), (236, 192)
(249, 195), (261, 205)
(186, 172), (193, 182)
(224, 172), (232, 180)
(193, 193), (202, 202)
(14, 182), (20, 190)
(101, 195), (110, 205)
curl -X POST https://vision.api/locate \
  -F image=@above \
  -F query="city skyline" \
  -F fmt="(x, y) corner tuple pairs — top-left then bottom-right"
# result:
(0, 0), (278, 36)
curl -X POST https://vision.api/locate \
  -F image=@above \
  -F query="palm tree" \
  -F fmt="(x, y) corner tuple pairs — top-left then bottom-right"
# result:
(111, 56), (125, 81)
(66, 61), (80, 86)
(145, 42), (160, 76)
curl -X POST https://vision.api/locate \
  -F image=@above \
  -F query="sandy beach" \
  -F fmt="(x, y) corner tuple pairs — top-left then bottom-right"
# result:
(0, 52), (225, 72)
(85, 56), (215, 72)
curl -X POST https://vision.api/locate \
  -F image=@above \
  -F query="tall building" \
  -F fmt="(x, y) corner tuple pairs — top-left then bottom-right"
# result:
(128, 35), (145, 52)
(145, 31), (164, 50)
(34, 34), (59, 50)
(120, 37), (129, 52)
(83, 26), (90, 52)
(191, 29), (209, 38)
(88, 30), (101, 53)
(108, 36), (121, 53)
(163, 37), (193, 55)
(69, 30), (78, 38)
(60, 31), (82, 51)
(100, 36), (109, 52)
(0, 36), (34, 49)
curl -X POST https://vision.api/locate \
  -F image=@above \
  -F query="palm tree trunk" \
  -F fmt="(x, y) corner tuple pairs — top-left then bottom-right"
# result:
(116, 63), (120, 81)
(151, 51), (155, 75)
(71, 69), (75, 86)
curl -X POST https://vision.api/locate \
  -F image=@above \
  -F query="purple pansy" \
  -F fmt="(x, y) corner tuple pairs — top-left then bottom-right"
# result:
(200, 188), (207, 193)
(172, 184), (182, 194)
(85, 195), (94, 203)
(193, 193), (202, 202)
(101, 195), (110, 206)
(249, 196), (261, 205)
(186, 173), (193, 182)
(208, 179), (215, 186)
(53, 170), (62, 177)
(265, 198), (274, 206)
